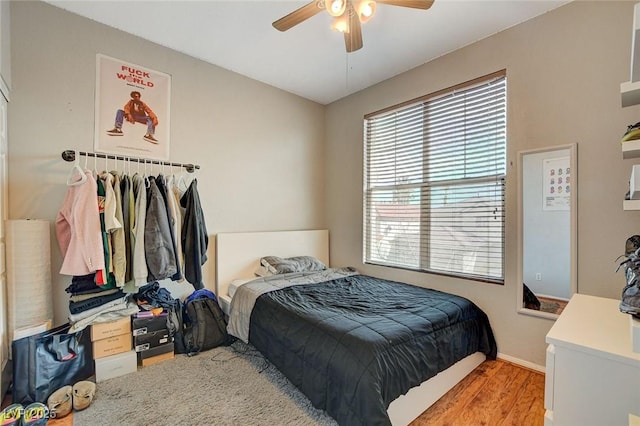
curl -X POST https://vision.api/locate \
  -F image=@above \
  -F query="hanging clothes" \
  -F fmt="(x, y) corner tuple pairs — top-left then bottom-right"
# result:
(56, 170), (105, 276)
(131, 173), (148, 286)
(145, 177), (178, 281)
(120, 174), (133, 283)
(181, 178), (208, 289)
(95, 177), (114, 286)
(167, 175), (185, 281)
(156, 175), (182, 281)
(57, 154), (204, 289)
(109, 172), (126, 287)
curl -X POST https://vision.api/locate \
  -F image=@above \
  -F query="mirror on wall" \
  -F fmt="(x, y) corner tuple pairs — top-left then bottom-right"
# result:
(517, 144), (577, 319)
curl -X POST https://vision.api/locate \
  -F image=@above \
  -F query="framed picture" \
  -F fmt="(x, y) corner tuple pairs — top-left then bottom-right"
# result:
(94, 54), (171, 161)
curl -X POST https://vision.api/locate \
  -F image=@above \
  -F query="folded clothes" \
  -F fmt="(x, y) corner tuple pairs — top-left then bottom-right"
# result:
(68, 291), (126, 315)
(72, 273), (96, 283)
(68, 285), (117, 296)
(66, 276), (116, 294)
(68, 295), (129, 323)
(69, 288), (119, 303)
(69, 300), (140, 333)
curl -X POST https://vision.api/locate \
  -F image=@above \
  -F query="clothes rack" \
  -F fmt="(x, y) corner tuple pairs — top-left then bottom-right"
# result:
(61, 150), (200, 173)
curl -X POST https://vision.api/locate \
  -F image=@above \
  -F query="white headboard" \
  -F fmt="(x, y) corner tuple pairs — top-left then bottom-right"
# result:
(215, 230), (329, 300)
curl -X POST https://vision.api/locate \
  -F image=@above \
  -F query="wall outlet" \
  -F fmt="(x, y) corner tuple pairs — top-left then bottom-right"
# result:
(535, 273), (542, 281)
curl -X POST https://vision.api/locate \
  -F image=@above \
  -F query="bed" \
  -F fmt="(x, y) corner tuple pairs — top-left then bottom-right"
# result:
(215, 230), (497, 426)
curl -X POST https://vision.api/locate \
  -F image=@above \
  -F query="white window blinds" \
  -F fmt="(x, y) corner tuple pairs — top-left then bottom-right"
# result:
(363, 71), (506, 283)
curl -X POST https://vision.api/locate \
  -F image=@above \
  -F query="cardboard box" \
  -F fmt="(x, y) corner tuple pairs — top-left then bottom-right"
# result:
(140, 350), (175, 367)
(132, 315), (168, 337)
(91, 317), (131, 342)
(93, 333), (132, 359)
(137, 341), (174, 364)
(134, 329), (172, 352)
(95, 350), (137, 382)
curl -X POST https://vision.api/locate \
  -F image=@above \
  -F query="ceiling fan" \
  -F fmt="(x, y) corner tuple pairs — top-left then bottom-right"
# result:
(272, 0), (435, 53)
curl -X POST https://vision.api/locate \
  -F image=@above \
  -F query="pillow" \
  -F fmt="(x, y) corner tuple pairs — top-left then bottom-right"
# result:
(260, 255), (327, 275)
(254, 266), (273, 277)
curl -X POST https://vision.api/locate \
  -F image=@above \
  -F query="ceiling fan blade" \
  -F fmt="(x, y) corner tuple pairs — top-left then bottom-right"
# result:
(375, 0), (434, 10)
(273, 1), (324, 32)
(344, 9), (363, 53)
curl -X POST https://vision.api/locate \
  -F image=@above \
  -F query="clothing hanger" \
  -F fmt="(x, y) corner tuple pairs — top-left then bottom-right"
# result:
(176, 164), (189, 192)
(66, 150), (87, 186)
(144, 160), (151, 188)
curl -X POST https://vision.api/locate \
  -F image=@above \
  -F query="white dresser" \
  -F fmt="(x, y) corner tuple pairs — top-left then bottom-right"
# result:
(545, 294), (640, 426)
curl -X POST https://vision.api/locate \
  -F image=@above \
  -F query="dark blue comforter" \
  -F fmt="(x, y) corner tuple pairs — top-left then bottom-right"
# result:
(249, 274), (497, 426)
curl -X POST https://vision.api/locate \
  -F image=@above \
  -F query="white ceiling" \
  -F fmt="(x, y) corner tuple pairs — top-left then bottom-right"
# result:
(45, 0), (570, 105)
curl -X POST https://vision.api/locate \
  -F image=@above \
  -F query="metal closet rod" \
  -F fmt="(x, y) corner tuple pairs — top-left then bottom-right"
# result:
(61, 150), (200, 173)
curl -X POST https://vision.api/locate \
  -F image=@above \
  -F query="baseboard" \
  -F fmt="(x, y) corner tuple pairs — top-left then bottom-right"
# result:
(497, 352), (545, 373)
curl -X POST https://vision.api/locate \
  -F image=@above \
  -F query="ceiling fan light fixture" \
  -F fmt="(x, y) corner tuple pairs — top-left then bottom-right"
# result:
(272, 0), (435, 53)
(356, 0), (376, 23)
(331, 15), (350, 33)
(326, 0), (347, 17)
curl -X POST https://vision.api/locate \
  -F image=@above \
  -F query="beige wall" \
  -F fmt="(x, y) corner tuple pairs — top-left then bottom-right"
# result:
(8, 2), (326, 326)
(326, 0), (640, 366)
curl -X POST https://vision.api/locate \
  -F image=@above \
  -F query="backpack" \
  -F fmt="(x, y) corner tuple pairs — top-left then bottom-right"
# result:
(166, 298), (187, 354)
(181, 289), (229, 355)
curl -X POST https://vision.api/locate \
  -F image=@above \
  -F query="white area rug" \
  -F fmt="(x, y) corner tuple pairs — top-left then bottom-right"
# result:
(74, 341), (337, 425)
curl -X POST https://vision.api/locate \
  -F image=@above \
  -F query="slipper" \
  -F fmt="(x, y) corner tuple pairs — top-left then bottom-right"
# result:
(47, 385), (73, 418)
(72, 380), (96, 411)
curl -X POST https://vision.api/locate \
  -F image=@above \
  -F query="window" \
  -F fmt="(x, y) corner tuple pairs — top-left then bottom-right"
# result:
(363, 71), (506, 283)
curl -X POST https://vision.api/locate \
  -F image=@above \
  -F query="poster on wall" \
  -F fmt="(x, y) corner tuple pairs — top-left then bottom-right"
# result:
(543, 156), (570, 211)
(94, 54), (171, 161)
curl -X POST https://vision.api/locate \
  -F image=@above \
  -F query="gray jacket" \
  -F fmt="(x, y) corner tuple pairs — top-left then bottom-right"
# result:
(145, 177), (178, 281)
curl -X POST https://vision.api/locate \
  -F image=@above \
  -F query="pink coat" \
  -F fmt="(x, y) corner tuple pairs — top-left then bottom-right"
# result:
(56, 170), (105, 275)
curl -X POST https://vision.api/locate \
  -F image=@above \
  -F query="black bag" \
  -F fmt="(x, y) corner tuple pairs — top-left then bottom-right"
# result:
(181, 289), (229, 355)
(166, 298), (187, 354)
(11, 324), (94, 405)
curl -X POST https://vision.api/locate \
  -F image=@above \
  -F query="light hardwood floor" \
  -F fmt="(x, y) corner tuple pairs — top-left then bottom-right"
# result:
(413, 359), (545, 426)
(4, 358), (544, 425)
